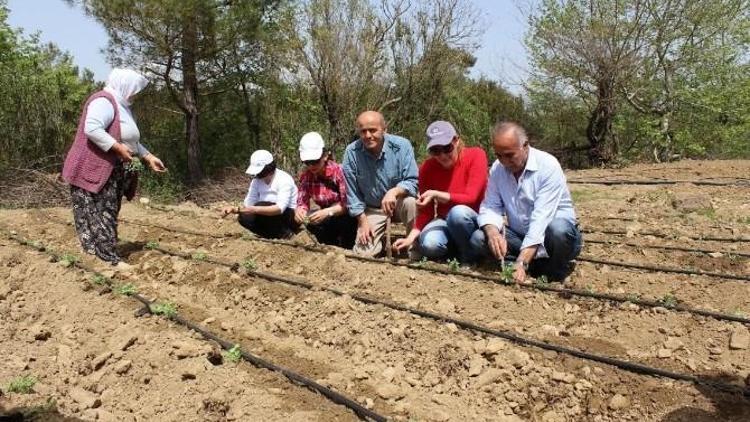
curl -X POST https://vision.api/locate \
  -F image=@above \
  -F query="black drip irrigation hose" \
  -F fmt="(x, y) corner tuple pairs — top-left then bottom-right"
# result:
(582, 228), (750, 243)
(584, 238), (750, 258)
(116, 218), (750, 325)
(1, 230), (387, 422)
(578, 256), (750, 282)
(568, 179), (750, 186)
(140, 242), (750, 398)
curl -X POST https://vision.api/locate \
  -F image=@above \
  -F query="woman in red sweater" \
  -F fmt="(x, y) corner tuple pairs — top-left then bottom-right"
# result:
(393, 121), (488, 263)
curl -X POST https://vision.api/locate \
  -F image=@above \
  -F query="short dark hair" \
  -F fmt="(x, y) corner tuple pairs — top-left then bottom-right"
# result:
(255, 161), (276, 178)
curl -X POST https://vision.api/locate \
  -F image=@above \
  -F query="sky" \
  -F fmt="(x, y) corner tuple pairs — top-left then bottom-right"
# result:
(6, 0), (531, 94)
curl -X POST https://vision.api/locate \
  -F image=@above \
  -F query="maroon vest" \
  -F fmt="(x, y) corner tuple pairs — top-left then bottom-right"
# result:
(62, 91), (121, 193)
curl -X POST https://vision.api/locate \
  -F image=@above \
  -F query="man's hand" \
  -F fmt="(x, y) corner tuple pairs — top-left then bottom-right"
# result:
(111, 143), (133, 163)
(143, 154), (167, 173)
(381, 188), (400, 216)
(513, 265), (529, 285)
(356, 216), (374, 246)
(308, 209), (330, 224)
(416, 190), (449, 207)
(220, 205), (236, 218)
(483, 225), (507, 260)
(294, 208), (307, 224)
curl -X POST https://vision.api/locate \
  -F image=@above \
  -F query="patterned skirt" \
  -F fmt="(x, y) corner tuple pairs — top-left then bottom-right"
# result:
(70, 165), (126, 264)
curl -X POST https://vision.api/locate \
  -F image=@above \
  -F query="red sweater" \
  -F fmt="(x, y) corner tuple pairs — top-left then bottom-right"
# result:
(415, 146), (488, 230)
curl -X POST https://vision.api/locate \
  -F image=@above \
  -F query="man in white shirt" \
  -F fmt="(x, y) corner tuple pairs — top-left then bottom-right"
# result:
(469, 122), (582, 284)
(221, 150), (299, 239)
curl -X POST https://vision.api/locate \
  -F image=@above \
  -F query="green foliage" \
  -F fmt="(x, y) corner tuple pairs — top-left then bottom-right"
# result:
(625, 293), (641, 303)
(144, 240), (160, 250)
(59, 253), (79, 268)
(7, 375), (36, 394)
(658, 294), (678, 308)
(241, 258), (257, 271)
(447, 258), (461, 272)
(224, 344), (242, 363)
(191, 251), (207, 261)
(150, 301), (177, 318)
(534, 275), (550, 287)
(499, 265), (514, 285)
(412, 257), (429, 268)
(91, 273), (111, 286)
(115, 283), (137, 296)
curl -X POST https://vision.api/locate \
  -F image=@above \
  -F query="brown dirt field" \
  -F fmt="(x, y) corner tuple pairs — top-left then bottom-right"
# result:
(1, 159), (749, 421)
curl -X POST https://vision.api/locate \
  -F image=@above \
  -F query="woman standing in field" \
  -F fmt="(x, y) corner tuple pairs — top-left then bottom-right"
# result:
(62, 68), (166, 269)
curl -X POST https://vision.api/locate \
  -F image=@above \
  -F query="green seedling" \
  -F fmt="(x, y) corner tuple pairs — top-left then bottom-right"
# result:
(59, 253), (79, 268)
(125, 157), (144, 172)
(151, 301), (177, 318)
(412, 257), (429, 268)
(625, 293), (641, 303)
(91, 273), (111, 286)
(145, 241), (160, 250)
(534, 275), (550, 287)
(447, 258), (460, 272)
(499, 265), (514, 285)
(116, 283), (137, 296)
(191, 252), (207, 261)
(584, 283), (595, 293)
(7, 375), (36, 394)
(242, 258), (257, 271)
(658, 293), (678, 308)
(30, 240), (44, 251)
(224, 345), (242, 363)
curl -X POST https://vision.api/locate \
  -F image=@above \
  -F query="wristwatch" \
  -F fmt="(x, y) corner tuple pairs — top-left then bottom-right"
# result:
(515, 260), (529, 271)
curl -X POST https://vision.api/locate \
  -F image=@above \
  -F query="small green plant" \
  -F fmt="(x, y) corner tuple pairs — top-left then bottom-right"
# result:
(447, 258), (460, 272)
(59, 253), (79, 268)
(626, 293), (641, 302)
(91, 273), (111, 286)
(412, 257), (429, 268)
(145, 241), (160, 250)
(116, 283), (137, 296)
(191, 251), (207, 261)
(534, 275), (550, 287)
(584, 283), (595, 293)
(124, 157), (144, 172)
(151, 301), (177, 318)
(7, 375), (36, 394)
(30, 240), (44, 251)
(224, 344), (242, 363)
(499, 265), (515, 285)
(242, 258), (257, 271)
(658, 293), (678, 308)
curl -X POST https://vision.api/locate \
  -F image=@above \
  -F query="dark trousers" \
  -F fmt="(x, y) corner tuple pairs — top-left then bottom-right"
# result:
(306, 214), (358, 249)
(238, 201), (298, 239)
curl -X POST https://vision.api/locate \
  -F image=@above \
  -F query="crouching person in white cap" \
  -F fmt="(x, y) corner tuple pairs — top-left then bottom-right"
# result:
(221, 150), (299, 239)
(294, 132), (357, 248)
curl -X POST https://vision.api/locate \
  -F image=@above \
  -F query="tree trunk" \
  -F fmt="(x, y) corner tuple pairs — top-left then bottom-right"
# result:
(182, 12), (203, 185)
(586, 77), (616, 165)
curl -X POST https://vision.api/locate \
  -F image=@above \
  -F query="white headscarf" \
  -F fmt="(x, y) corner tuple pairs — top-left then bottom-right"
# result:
(104, 68), (149, 107)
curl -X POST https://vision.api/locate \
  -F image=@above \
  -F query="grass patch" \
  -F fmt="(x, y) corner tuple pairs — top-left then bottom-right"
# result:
(59, 253), (79, 268)
(115, 283), (137, 296)
(144, 241), (160, 250)
(91, 273), (111, 286)
(694, 208), (717, 220)
(447, 258), (460, 272)
(7, 375), (36, 394)
(224, 345), (242, 363)
(191, 251), (208, 261)
(151, 301), (177, 318)
(534, 275), (550, 288)
(657, 293), (678, 308)
(242, 258), (257, 271)
(570, 188), (603, 203)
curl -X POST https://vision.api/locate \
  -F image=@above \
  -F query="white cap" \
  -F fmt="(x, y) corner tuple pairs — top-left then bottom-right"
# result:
(299, 132), (325, 161)
(245, 150), (274, 176)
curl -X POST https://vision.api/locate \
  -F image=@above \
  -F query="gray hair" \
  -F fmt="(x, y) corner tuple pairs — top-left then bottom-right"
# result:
(492, 121), (528, 147)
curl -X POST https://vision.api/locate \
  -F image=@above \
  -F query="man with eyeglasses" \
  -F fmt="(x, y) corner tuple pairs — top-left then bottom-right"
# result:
(469, 122), (582, 284)
(342, 111), (419, 257)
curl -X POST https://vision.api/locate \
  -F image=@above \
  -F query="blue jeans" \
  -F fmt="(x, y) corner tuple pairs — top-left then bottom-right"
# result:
(469, 218), (582, 280)
(418, 205), (479, 263)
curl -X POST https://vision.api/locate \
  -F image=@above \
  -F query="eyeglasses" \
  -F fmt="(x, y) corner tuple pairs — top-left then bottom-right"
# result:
(303, 159), (321, 166)
(428, 143), (455, 156)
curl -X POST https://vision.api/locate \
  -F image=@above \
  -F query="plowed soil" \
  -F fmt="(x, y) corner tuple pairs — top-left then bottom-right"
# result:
(1, 159), (749, 421)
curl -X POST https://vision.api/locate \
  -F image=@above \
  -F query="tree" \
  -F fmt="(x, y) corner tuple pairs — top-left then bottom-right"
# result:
(526, 0), (647, 164)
